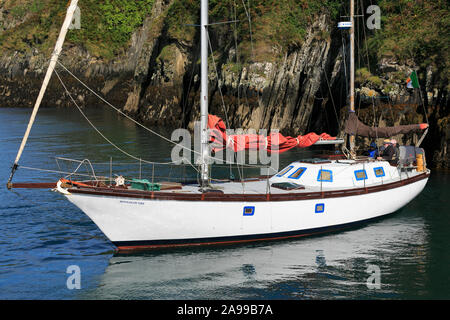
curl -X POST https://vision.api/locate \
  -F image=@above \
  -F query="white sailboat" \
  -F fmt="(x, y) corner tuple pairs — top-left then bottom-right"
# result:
(8, 0), (430, 251)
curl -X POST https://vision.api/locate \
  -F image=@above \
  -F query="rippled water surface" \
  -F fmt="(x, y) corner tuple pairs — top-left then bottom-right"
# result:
(0, 107), (449, 299)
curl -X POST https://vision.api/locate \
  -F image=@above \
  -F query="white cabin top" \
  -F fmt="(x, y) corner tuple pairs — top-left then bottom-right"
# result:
(270, 159), (399, 189)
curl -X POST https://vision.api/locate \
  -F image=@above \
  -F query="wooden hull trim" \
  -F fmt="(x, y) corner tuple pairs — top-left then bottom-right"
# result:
(66, 172), (430, 202)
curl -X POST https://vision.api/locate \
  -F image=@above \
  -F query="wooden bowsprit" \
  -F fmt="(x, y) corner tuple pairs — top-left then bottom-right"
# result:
(8, 182), (58, 189)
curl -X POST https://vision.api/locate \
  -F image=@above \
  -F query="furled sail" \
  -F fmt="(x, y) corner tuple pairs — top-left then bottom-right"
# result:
(344, 112), (428, 138)
(208, 115), (335, 153)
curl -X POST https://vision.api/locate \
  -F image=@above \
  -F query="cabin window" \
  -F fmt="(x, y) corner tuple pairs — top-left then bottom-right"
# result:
(315, 203), (325, 213)
(317, 169), (333, 182)
(276, 166), (294, 177)
(243, 206), (255, 216)
(373, 167), (385, 178)
(288, 167), (307, 179)
(271, 182), (305, 190)
(354, 169), (367, 181)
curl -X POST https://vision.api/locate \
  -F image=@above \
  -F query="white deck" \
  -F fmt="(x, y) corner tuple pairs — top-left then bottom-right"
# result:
(141, 159), (424, 195)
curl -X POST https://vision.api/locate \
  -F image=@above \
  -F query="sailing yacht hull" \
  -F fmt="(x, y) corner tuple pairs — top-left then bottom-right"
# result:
(64, 173), (429, 251)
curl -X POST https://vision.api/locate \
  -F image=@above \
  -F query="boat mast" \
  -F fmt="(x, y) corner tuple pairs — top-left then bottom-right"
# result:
(7, 0), (79, 188)
(349, 0), (355, 152)
(200, 0), (209, 187)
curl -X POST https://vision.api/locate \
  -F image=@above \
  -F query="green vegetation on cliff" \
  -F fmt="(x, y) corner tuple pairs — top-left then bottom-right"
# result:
(0, 0), (66, 53)
(366, 0), (449, 89)
(0, 0), (154, 59)
(0, 0), (342, 61)
(0, 0), (448, 89)
(67, 0), (154, 58)
(164, 0), (342, 62)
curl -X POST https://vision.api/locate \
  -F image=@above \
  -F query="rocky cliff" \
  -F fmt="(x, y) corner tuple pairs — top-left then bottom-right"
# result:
(0, 0), (448, 168)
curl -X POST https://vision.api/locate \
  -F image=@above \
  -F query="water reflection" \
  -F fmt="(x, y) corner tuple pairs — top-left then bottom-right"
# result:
(1, 107), (447, 299)
(241, 264), (257, 279)
(78, 212), (427, 299)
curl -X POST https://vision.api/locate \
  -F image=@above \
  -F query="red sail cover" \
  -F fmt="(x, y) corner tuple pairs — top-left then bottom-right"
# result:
(208, 115), (335, 153)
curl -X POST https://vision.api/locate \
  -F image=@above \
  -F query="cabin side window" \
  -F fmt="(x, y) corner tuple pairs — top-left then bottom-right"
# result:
(243, 206), (255, 216)
(317, 169), (333, 182)
(315, 203), (325, 213)
(354, 169), (367, 181)
(288, 167), (307, 179)
(276, 166), (294, 177)
(373, 167), (385, 178)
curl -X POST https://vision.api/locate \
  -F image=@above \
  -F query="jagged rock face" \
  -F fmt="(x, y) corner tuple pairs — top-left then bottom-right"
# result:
(131, 11), (344, 136)
(214, 14), (336, 135)
(0, 39), (135, 110)
(0, 1), (448, 167)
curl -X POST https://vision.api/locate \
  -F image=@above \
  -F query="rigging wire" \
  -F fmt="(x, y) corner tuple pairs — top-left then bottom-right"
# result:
(54, 68), (181, 166)
(355, 0), (361, 75)
(360, 0), (371, 75)
(341, 34), (349, 99)
(355, 0), (364, 141)
(181, 45), (199, 128)
(232, 0), (241, 128)
(359, 0), (395, 128)
(206, 31), (230, 128)
(371, 96), (379, 151)
(323, 68), (341, 134)
(206, 28), (243, 181)
(18, 164), (200, 184)
(19, 165), (98, 180)
(240, 0), (254, 61)
(56, 61), (195, 157)
(396, 0), (429, 125)
(55, 60), (267, 169)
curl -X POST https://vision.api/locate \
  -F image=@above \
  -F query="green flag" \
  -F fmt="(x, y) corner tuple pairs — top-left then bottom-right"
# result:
(406, 71), (420, 88)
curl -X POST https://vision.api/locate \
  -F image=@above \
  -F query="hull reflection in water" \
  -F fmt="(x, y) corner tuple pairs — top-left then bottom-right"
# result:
(78, 214), (427, 299)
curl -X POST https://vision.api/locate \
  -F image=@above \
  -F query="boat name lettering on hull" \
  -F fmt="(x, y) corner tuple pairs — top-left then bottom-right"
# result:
(120, 200), (144, 205)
